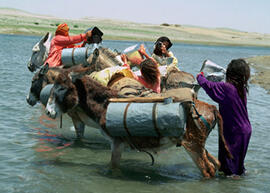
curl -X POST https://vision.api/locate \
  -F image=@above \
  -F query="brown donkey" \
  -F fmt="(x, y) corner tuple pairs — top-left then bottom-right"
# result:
(45, 73), (232, 178)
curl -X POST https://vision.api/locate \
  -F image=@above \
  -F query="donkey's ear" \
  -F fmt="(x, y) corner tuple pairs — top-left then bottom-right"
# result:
(39, 32), (50, 45)
(40, 63), (49, 75)
(53, 84), (68, 104)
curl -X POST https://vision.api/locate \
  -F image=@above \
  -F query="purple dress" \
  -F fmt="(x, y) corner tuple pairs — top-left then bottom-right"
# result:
(197, 74), (252, 176)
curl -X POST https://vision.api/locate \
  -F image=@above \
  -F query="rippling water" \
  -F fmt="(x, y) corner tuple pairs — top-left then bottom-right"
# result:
(1, 34), (270, 193)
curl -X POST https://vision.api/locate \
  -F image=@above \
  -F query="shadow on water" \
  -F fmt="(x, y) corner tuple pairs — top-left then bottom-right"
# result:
(28, 120), (202, 184)
(24, 112), (205, 184)
(31, 126), (111, 152)
(98, 161), (202, 184)
(32, 155), (201, 184)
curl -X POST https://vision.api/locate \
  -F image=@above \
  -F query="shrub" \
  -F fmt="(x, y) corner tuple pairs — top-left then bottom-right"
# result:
(161, 23), (170, 27)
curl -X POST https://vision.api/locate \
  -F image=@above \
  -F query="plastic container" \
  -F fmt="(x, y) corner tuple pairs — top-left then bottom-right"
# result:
(105, 101), (186, 137)
(200, 59), (226, 82)
(61, 47), (95, 67)
(123, 44), (151, 67)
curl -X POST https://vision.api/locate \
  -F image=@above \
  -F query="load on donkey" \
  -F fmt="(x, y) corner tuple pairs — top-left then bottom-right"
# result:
(26, 32), (231, 178)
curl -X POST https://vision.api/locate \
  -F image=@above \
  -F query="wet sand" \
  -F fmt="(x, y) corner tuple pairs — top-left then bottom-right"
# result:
(245, 56), (270, 93)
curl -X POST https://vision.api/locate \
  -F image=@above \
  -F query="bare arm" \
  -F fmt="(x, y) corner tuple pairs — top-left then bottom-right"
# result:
(138, 44), (150, 59)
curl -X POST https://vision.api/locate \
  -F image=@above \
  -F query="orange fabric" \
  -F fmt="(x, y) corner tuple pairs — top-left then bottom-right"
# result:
(55, 23), (69, 36)
(44, 33), (86, 67)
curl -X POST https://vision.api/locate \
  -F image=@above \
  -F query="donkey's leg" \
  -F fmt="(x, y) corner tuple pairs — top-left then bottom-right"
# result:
(110, 138), (124, 169)
(73, 119), (85, 139)
(205, 149), (221, 170)
(181, 140), (216, 178)
(68, 112), (85, 139)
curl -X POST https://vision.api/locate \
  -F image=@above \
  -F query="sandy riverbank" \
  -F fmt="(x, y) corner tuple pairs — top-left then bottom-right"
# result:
(1, 8), (270, 47)
(245, 56), (270, 94)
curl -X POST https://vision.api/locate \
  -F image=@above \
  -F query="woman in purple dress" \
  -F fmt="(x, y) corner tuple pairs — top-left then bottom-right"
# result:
(197, 59), (252, 176)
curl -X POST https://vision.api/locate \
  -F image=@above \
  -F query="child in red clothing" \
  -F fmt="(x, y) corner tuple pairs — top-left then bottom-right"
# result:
(121, 48), (161, 93)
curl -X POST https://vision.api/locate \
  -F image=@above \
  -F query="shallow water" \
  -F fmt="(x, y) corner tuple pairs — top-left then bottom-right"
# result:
(0, 34), (270, 193)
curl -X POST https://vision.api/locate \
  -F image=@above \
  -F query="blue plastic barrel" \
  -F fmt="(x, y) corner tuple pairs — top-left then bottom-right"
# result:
(61, 47), (94, 67)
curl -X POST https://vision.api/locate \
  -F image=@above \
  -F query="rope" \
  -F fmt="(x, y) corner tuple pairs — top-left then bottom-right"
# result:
(122, 103), (155, 165)
(152, 103), (162, 137)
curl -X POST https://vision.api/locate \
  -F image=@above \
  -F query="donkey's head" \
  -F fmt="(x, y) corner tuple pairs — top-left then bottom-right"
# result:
(26, 63), (50, 106)
(27, 32), (52, 72)
(88, 47), (123, 71)
(45, 73), (79, 119)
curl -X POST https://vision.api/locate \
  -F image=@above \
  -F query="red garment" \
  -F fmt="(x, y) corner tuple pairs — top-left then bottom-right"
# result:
(45, 34), (86, 67)
(123, 63), (161, 93)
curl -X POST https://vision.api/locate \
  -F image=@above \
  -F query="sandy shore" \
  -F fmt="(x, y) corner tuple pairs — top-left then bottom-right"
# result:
(245, 56), (270, 94)
(1, 8), (270, 47)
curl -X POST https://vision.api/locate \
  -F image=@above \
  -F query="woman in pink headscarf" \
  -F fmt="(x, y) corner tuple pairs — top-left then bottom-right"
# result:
(45, 23), (92, 67)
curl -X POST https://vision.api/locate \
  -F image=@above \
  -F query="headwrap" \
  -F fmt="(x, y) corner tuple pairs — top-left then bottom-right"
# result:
(55, 23), (69, 36)
(155, 36), (172, 49)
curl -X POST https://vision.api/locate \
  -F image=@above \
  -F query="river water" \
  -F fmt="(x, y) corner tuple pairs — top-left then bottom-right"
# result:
(0, 34), (270, 193)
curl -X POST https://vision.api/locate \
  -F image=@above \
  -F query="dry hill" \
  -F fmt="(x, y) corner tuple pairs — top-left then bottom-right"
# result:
(1, 8), (270, 47)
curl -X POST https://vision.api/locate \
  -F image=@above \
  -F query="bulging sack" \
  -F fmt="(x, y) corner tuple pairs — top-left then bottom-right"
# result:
(105, 101), (186, 137)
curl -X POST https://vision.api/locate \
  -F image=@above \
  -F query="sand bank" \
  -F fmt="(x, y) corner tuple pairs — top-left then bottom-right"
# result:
(245, 56), (270, 94)
(1, 8), (270, 47)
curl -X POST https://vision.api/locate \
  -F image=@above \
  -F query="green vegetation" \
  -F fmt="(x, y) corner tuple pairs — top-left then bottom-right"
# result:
(1, 8), (270, 47)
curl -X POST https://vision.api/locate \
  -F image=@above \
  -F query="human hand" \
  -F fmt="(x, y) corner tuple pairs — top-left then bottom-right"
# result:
(197, 71), (204, 78)
(86, 30), (92, 38)
(120, 54), (128, 64)
(138, 44), (146, 55)
(138, 44), (151, 59)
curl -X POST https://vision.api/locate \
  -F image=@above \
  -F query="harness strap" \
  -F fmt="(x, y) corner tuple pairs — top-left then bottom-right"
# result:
(192, 102), (212, 132)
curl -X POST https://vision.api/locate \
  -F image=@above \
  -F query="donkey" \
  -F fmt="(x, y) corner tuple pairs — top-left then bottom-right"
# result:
(28, 32), (52, 72)
(27, 32), (123, 72)
(45, 73), (232, 178)
(26, 46), (124, 106)
(27, 46), (126, 137)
